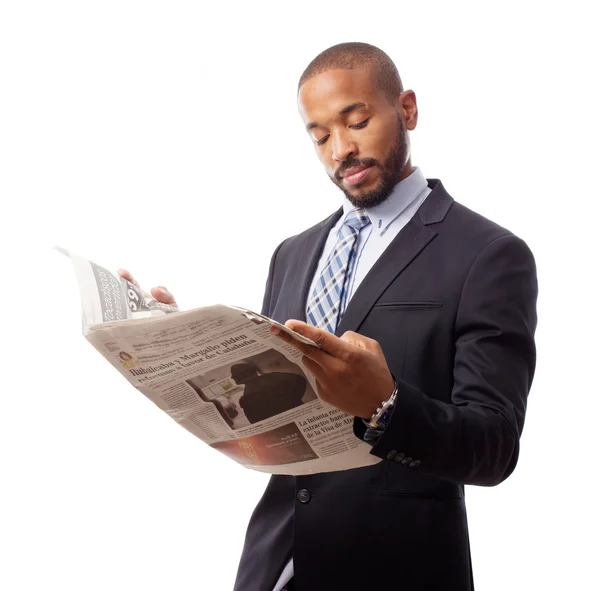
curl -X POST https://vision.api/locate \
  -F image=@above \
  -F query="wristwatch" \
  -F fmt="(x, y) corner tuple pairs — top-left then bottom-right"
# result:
(366, 380), (399, 430)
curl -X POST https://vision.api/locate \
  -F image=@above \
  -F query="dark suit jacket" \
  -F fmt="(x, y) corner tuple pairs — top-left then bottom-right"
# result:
(233, 179), (538, 591)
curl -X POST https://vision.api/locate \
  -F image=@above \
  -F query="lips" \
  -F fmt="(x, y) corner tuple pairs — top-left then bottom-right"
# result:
(342, 166), (373, 186)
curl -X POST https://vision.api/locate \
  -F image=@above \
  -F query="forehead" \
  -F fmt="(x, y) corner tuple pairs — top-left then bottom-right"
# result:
(298, 66), (385, 124)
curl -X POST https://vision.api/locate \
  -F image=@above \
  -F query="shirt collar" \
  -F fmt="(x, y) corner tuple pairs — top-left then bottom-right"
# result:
(342, 167), (428, 235)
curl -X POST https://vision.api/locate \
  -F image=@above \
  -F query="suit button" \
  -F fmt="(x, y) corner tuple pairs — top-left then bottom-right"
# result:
(409, 460), (421, 468)
(386, 450), (398, 460)
(393, 453), (406, 463)
(401, 456), (413, 465)
(297, 489), (311, 504)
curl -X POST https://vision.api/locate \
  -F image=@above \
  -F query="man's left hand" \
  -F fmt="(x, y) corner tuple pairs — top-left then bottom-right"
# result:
(271, 320), (395, 420)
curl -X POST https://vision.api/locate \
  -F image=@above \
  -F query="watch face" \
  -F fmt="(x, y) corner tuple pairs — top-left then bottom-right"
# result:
(378, 404), (394, 428)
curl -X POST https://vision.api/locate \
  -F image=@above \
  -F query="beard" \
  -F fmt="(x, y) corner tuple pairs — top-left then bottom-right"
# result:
(330, 115), (409, 209)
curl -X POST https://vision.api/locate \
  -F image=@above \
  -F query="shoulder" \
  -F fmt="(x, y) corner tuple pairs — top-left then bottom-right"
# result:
(447, 200), (514, 241)
(417, 181), (537, 297)
(447, 200), (535, 269)
(438, 199), (537, 310)
(423, 179), (534, 261)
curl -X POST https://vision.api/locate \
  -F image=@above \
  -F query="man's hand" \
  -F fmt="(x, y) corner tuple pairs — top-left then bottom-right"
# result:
(271, 320), (395, 419)
(117, 269), (178, 308)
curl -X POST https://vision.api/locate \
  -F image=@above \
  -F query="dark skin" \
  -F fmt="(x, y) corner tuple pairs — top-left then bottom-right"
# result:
(120, 65), (419, 419)
(299, 66), (418, 203)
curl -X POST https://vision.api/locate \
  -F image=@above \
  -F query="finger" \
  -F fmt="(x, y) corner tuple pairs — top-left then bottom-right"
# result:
(340, 330), (375, 352)
(284, 320), (349, 357)
(117, 268), (140, 288)
(301, 356), (326, 395)
(301, 354), (349, 402)
(270, 325), (314, 356)
(270, 325), (334, 368)
(150, 286), (177, 306)
(302, 355), (320, 376)
(302, 354), (330, 382)
(271, 324), (323, 356)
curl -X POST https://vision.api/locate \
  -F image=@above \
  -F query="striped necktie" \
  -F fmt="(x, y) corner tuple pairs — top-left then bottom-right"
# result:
(306, 208), (371, 333)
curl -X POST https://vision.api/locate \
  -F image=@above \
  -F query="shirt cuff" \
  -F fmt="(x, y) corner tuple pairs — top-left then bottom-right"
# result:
(362, 423), (385, 445)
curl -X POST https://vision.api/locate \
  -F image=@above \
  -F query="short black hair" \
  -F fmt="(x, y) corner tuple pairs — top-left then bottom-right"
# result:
(298, 42), (403, 104)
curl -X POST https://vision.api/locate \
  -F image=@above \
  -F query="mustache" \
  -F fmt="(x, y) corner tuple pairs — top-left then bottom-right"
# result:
(334, 157), (380, 181)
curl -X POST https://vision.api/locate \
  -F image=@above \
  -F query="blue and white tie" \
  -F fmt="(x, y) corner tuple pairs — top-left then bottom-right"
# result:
(306, 208), (371, 333)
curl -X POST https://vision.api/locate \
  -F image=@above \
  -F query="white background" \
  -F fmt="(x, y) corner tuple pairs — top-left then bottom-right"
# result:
(1, 1), (598, 589)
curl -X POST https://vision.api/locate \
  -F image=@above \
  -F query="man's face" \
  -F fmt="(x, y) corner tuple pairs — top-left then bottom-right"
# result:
(298, 66), (413, 208)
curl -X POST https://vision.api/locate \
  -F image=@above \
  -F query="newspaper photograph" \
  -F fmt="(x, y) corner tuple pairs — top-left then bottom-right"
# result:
(57, 247), (382, 475)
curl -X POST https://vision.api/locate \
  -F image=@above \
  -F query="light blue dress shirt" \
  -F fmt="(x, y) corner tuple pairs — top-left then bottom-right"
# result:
(273, 167), (432, 591)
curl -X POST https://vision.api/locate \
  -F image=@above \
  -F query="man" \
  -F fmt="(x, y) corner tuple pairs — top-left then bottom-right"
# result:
(121, 42), (537, 590)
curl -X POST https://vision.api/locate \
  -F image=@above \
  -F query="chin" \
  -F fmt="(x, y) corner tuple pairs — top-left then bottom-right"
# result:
(344, 181), (392, 209)
(341, 179), (377, 199)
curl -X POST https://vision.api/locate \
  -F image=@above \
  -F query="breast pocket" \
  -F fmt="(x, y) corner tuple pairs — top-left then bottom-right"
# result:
(373, 301), (443, 311)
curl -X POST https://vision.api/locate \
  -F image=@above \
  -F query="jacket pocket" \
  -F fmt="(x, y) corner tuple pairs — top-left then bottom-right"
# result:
(373, 301), (443, 310)
(377, 489), (462, 501)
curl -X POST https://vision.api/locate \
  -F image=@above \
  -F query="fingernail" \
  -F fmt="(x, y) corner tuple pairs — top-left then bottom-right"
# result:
(270, 326), (281, 336)
(159, 287), (172, 297)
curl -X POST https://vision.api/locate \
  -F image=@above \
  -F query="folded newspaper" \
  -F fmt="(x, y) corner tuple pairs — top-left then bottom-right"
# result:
(58, 247), (381, 475)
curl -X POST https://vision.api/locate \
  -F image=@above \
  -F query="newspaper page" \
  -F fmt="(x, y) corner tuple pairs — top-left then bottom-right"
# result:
(58, 248), (382, 475)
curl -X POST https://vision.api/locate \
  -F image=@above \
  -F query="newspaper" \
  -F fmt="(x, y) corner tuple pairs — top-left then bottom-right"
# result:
(58, 247), (381, 475)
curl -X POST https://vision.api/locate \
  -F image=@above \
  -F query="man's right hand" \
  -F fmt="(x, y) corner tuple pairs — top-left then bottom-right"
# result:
(117, 269), (178, 308)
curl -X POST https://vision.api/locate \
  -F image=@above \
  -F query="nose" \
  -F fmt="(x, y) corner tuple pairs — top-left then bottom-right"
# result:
(331, 131), (357, 163)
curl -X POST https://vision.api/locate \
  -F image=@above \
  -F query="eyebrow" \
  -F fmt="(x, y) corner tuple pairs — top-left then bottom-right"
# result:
(305, 102), (367, 131)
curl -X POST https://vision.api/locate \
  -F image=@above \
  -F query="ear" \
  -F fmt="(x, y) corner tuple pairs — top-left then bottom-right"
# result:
(397, 90), (418, 131)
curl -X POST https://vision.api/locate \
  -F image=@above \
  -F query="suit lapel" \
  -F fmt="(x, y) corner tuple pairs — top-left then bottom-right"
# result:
(284, 179), (453, 331)
(336, 179), (454, 336)
(286, 208), (343, 323)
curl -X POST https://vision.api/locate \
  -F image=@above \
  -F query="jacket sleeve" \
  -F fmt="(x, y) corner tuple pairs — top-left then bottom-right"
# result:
(355, 234), (538, 486)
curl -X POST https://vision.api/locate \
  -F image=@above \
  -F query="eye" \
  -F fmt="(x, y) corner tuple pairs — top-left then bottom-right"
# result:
(350, 118), (370, 130)
(316, 134), (330, 146)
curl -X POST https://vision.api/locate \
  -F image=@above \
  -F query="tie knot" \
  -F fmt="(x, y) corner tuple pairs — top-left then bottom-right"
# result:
(344, 208), (371, 231)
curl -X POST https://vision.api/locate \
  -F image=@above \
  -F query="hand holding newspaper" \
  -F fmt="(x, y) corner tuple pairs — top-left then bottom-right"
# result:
(58, 248), (381, 475)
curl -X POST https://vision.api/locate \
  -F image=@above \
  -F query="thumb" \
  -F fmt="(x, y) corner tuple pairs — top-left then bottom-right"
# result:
(150, 286), (177, 306)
